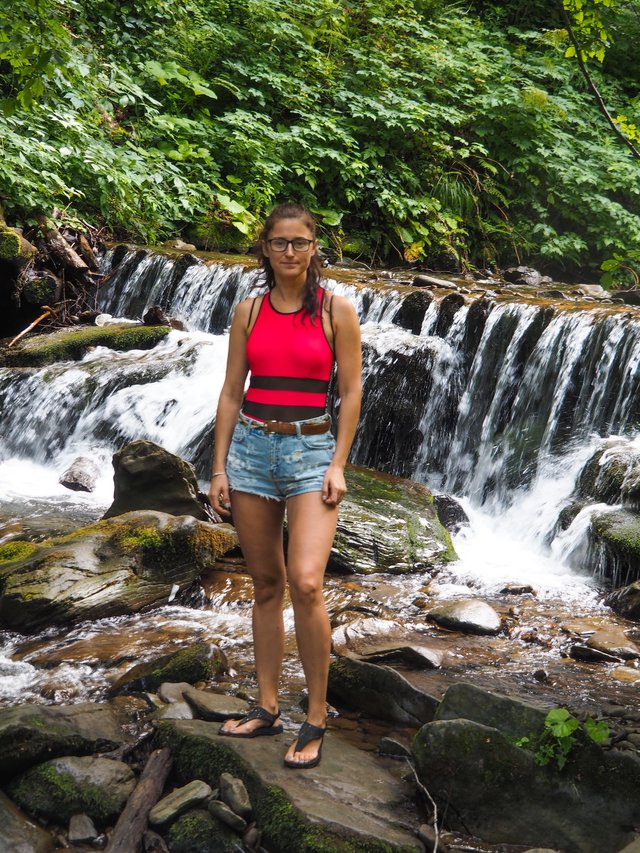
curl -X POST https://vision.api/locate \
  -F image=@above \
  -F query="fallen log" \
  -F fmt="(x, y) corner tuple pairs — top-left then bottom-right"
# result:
(0, 225), (37, 267)
(36, 213), (89, 274)
(105, 747), (173, 853)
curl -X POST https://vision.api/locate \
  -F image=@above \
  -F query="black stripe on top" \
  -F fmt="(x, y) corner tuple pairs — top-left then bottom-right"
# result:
(249, 375), (330, 393)
(242, 400), (326, 422)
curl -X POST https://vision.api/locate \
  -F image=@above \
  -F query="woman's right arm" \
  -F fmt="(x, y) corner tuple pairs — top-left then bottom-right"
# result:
(209, 300), (251, 516)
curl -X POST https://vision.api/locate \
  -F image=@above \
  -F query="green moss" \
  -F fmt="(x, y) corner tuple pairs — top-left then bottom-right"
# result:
(155, 723), (415, 853)
(7, 763), (125, 826)
(592, 510), (640, 554)
(0, 541), (38, 563)
(111, 640), (224, 694)
(0, 323), (171, 367)
(0, 227), (22, 260)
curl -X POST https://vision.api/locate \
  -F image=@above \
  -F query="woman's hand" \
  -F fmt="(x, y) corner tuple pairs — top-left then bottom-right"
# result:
(321, 464), (347, 507)
(209, 472), (231, 516)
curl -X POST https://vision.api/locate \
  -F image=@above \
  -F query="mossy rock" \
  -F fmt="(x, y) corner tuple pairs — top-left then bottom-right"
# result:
(155, 720), (421, 852)
(167, 808), (239, 853)
(590, 508), (640, 587)
(6, 756), (135, 827)
(576, 443), (634, 504)
(0, 510), (238, 632)
(109, 640), (226, 695)
(329, 465), (457, 575)
(0, 323), (171, 367)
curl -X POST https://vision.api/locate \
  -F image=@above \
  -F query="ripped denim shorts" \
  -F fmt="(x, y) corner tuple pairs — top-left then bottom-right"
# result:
(226, 413), (336, 501)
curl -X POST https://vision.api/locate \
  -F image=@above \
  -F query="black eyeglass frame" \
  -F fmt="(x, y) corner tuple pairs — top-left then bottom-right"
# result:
(265, 238), (314, 252)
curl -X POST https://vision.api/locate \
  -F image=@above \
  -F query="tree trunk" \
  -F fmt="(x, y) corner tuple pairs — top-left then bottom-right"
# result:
(105, 748), (173, 853)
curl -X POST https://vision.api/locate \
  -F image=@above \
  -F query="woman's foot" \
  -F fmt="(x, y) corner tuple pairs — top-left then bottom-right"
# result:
(219, 706), (282, 738)
(284, 720), (326, 768)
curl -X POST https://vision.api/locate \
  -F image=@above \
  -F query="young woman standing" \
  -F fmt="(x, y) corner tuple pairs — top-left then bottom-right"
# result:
(209, 203), (361, 769)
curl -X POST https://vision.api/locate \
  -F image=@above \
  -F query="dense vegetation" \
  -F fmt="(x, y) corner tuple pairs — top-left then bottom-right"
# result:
(1, 0), (639, 278)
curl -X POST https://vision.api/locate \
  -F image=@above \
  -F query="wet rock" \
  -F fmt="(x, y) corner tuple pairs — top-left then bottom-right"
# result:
(427, 599), (501, 635)
(109, 640), (226, 696)
(208, 798), (247, 832)
(182, 687), (250, 721)
(436, 682), (549, 740)
(433, 494), (469, 532)
(0, 703), (127, 782)
(68, 813), (99, 844)
(103, 440), (214, 521)
(159, 682), (193, 704)
(167, 808), (238, 853)
(7, 755), (135, 826)
(575, 441), (634, 505)
(392, 289), (434, 334)
(332, 617), (443, 668)
(412, 718), (640, 853)
(0, 323), (170, 368)
(149, 780), (213, 828)
(328, 656), (438, 724)
(586, 627), (639, 660)
(59, 455), (101, 493)
(590, 509), (640, 587)
(328, 466), (456, 575)
(152, 700), (194, 720)
(412, 274), (453, 288)
(500, 583), (536, 595)
(606, 581), (640, 621)
(615, 291), (640, 307)
(0, 510), (237, 632)
(219, 772), (252, 819)
(570, 644), (623, 663)
(503, 266), (542, 286)
(143, 829), (171, 853)
(575, 284), (608, 298)
(143, 304), (171, 325)
(156, 719), (423, 851)
(434, 292), (465, 338)
(0, 789), (54, 853)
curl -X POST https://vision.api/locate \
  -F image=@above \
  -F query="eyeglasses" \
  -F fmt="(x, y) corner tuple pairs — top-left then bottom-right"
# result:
(266, 238), (314, 252)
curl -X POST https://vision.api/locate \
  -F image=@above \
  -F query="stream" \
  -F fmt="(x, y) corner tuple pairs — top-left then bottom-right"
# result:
(0, 248), (638, 717)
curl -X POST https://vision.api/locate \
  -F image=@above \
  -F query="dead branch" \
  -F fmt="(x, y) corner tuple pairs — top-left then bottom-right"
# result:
(8, 306), (59, 347)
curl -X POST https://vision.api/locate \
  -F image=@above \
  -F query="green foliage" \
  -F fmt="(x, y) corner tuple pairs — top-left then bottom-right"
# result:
(601, 249), (640, 287)
(0, 0), (639, 272)
(516, 707), (611, 770)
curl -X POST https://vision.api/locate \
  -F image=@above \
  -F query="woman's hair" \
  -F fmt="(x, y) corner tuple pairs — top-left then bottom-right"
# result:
(256, 203), (323, 319)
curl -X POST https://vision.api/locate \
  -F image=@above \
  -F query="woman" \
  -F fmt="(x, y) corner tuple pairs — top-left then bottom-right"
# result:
(209, 203), (361, 769)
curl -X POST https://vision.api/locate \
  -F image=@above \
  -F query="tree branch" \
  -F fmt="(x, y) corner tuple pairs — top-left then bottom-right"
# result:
(560, 3), (640, 162)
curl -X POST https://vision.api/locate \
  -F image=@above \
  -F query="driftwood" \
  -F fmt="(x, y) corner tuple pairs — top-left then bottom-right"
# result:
(8, 307), (57, 347)
(0, 225), (37, 267)
(36, 213), (89, 274)
(105, 747), (173, 853)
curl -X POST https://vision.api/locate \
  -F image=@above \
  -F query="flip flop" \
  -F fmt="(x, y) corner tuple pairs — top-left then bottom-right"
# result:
(219, 706), (283, 738)
(283, 721), (326, 769)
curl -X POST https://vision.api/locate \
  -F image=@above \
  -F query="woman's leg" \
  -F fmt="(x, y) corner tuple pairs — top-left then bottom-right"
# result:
(220, 491), (286, 734)
(284, 491), (338, 764)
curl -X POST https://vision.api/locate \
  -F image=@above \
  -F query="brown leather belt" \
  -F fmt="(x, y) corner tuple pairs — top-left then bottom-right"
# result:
(243, 418), (330, 435)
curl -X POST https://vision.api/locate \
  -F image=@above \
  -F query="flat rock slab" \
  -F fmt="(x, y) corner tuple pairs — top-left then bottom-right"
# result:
(0, 790), (53, 853)
(157, 719), (421, 852)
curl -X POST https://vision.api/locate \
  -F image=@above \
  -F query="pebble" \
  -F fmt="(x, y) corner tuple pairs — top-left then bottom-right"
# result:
(208, 798), (248, 832)
(69, 813), (98, 843)
(219, 772), (252, 819)
(149, 780), (213, 827)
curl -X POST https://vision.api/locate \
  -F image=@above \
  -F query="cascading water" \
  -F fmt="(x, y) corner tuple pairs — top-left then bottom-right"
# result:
(2, 246), (639, 705)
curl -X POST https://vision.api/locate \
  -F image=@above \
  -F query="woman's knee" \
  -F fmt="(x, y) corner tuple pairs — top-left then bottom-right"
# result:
(252, 572), (285, 606)
(288, 573), (324, 608)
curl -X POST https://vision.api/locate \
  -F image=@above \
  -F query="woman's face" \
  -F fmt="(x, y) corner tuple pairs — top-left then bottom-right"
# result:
(262, 217), (317, 284)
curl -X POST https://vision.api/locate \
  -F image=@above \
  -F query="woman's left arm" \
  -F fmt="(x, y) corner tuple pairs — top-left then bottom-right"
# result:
(322, 295), (362, 506)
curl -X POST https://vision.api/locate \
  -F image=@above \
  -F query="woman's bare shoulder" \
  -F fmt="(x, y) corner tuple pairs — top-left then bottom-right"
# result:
(327, 292), (358, 322)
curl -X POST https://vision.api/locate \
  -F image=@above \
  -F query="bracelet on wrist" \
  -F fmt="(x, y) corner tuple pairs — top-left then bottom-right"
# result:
(212, 471), (226, 477)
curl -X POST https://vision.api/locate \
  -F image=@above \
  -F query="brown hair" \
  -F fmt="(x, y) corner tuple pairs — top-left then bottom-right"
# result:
(256, 203), (323, 319)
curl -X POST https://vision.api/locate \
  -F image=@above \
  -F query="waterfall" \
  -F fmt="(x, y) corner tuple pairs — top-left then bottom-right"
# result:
(3, 247), (640, 590)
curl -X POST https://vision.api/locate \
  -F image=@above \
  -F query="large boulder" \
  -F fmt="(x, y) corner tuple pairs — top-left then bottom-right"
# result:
(0, 703), (127, 783)
(103, 440), (215, 521)
(411, 718), (640, 853)
(590, 508), (640, 588)
(109, 640), (226, 696)
(328, 466), (456, 575)
(7, 755), (136, 826)
(0, 510), (237, 632)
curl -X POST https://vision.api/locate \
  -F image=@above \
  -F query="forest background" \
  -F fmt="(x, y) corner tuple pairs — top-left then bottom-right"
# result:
(2, 0), (640, 282)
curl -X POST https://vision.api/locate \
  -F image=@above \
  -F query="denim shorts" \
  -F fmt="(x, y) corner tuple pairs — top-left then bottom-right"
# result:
(226, 414), (336, 501)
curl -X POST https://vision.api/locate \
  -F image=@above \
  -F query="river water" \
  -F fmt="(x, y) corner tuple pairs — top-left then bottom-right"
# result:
(0, 249), (638, 712)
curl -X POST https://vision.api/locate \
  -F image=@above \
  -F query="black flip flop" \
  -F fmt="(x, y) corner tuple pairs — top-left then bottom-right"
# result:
(219, 706), (283, 738)
(284, 721), (326, 769)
